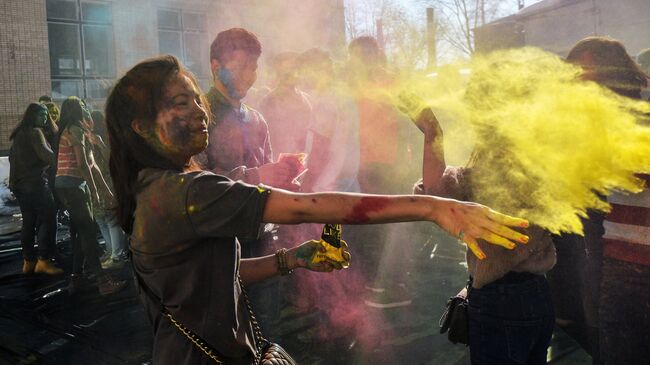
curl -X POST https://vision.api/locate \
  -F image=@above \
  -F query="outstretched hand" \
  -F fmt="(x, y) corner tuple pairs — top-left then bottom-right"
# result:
(289, 240), (351, 272)
(396, 92), (442, 139)
(432, 199), (530, 260)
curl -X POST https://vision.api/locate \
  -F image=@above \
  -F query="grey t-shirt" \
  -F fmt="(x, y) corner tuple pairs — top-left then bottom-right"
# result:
(131, 168), (270, 365)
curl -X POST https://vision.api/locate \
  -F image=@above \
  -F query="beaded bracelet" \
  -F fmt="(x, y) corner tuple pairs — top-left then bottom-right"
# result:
(276, 248), (293, 276)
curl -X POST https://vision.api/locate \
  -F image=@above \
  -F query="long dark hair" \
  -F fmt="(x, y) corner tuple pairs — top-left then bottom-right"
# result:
(52, 97), (88, 166)
(566, 37), (649, 98)
(10, 103), (48, 140)
(105, 55), (203, 234)
(58, 97), (86, 133)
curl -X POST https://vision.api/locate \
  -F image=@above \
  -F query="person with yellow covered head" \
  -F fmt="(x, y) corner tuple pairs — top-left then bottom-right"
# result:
(413, 106), (554, 364)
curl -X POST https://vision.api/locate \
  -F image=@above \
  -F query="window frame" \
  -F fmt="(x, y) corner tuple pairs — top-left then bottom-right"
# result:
(47, 0), (116, 101)
(156, 7), (208, 80)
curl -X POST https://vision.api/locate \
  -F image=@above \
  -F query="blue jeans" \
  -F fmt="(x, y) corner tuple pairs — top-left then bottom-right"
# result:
(468, 272), (555, 365)
(95, 210), (126, 260)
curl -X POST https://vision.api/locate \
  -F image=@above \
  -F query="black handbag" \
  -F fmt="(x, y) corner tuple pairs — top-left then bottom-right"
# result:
(240, 276), (297, 365)
(439, 278), (472, 345)
(132, 260), (296, 365)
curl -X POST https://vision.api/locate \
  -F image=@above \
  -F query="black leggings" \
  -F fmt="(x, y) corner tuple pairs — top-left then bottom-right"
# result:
(56, 183), (102, 276)
(14, 185), (57, 260)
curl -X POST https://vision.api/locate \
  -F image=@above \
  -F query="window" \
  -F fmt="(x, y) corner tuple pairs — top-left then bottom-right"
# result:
(157, 8), (209, 87)
(47, 0), (115, 101)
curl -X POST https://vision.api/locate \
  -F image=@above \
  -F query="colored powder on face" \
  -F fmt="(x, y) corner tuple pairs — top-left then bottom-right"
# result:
(167, 116), (193, 146)
(389, 47), (650, 235)
(343, 197), (391, 224)
(218, 67), (244, 100)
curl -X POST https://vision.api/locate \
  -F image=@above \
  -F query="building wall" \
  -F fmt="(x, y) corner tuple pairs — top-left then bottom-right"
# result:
(521, 0), (650, 56)
(0, 0), (51, 152)
(0, 0), (345, 153)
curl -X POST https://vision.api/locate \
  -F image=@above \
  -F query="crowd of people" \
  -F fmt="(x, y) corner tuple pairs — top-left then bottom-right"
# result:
(7, 25), (650, 365)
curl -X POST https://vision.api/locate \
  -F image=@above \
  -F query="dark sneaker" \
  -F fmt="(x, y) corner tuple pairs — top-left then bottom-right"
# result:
(364, 284), (412, 309)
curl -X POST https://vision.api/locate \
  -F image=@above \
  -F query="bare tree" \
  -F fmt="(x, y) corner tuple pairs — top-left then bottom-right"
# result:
(422, 0), (514, 56)
(345, 0), (518, 66)
(345, 0), (435, 71)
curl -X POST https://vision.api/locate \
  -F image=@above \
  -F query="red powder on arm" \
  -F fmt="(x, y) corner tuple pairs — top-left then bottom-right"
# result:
(343, 197), (391, 224)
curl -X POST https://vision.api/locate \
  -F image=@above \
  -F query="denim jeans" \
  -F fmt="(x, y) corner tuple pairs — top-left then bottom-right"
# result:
(14, 184), (57, 261)
(599, 258), (650, 365)
(56, 182), (102, 276)
(95, 210), (126, 260)
(468, 272), (555, 365)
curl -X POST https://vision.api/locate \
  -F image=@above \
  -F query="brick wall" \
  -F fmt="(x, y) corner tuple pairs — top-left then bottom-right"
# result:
(0, 0), (345, 154)
(0, 0), (51, 153)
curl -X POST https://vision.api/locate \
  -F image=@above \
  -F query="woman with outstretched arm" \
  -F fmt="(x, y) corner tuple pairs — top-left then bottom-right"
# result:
(107, 55), (529, 365)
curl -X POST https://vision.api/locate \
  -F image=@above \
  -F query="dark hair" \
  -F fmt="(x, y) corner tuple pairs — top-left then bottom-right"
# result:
(209, 28), (262, 63)
(566, 37), (648, 97)
(38, 95), (52, 103)
(58, 96), (87, 133)
(10, 103), (48, 140)
(348, 36), (387, 67)
(106, 55), (204, 233)
(52, 97), (89, 173)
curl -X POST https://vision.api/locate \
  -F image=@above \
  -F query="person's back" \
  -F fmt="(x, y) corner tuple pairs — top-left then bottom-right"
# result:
(56, 124), (86, 180)
(9, 127), (51, 191)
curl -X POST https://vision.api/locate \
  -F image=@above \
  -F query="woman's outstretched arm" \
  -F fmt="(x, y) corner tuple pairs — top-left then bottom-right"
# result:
(262, 190), (529, 260)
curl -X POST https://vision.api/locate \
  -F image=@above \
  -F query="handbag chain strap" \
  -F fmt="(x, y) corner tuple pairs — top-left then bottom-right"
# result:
(164, 311), (226, 364)
(130, 252), (227, 364)
(131, 250), (269, 364)
(238, 275), (268, 364)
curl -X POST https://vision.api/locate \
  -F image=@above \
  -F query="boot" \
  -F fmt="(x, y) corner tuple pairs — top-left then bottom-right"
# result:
(97, 275), (127, 296)
(22, 259), (36, 274)
(35, 259), (64, 275)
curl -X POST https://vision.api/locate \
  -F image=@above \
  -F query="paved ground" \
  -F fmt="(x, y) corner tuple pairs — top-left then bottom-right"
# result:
(0, 221), (591, 364)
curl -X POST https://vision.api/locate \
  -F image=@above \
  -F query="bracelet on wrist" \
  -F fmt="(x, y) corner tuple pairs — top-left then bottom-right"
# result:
(276, 248), (293, 276)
